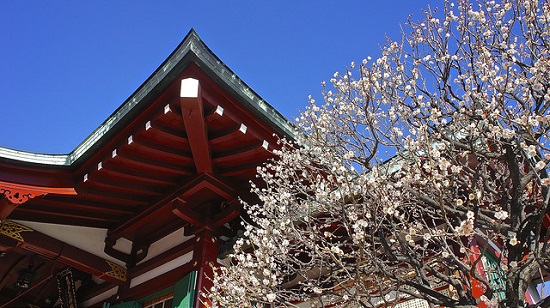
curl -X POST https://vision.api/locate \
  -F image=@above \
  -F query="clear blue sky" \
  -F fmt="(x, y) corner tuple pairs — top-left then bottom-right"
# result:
(0, 1), (441, 154)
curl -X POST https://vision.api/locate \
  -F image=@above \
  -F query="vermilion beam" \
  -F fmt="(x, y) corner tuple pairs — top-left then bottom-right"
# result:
(100, 161), (181, 185)
(200, 89), (278, 144)
(107, 174), (237, 241)
(193, 230), (217, 308)
(209, 128), (246, 146)
(146, 122), (188, 144)
(213, 143), (268, 164)
(0, 180), (76, 219)
(180, 78), (213, 174)
(107, 175), (206, 240)
(12, 207), (121, 224)
(172, 199), (204, 226)
(36, 197), (134, 216)
(131, 137), (193, 164)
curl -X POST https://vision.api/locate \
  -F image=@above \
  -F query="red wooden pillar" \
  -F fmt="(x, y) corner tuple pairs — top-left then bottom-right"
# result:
(468, 238), (488, 308)
(194, 229), (217, 308)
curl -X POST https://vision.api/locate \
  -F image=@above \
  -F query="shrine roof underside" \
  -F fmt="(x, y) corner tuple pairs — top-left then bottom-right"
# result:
(0, 30), (294, 306)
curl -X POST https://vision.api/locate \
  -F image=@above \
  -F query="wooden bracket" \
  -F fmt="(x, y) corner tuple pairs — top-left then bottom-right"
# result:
(0, 180), (76, 219)
(104, 237), (131, 263)
(0, 220), (126, 283)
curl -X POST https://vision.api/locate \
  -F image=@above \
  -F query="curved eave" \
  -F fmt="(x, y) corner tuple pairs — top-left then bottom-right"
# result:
(0, 147), (70, 166)
(0, 29), (294, 168)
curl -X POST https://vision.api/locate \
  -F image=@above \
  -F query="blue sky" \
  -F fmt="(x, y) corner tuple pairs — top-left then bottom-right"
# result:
(0, 1), (441, 154)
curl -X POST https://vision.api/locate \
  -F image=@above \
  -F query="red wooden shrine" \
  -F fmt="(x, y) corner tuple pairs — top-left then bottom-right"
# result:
(0, 30), (293, 307)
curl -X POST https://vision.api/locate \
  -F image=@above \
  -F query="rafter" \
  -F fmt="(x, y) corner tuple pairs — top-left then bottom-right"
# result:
(85, 178), (161, 198)
(204, 104), (225, 123)
(201, 89), (278, 144)
(132, 137), (193, 164)
(114, 150), (193, 176)
(180, 78), (213, 174)
(218, 164), (258, 177)
(96, 163), (177, 186)
(12, 207), (121, 224)
(85, 175), (164, 197)
(4, 214), (113, 230)
(33, 197), (133, 216)
(172, 199), (204, 226)
(209, 125), (247, 146)
(145, 122), (188, 146)
(79, 186), (149, 206)
(107, 175), (205, 240)
(213, 142), (270, 165)
(107, 174), (236, 241)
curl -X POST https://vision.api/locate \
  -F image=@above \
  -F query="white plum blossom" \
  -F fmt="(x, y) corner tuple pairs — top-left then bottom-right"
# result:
(210, 1), (550, 307)
(456, 216), (475, 236)
(266, 293), (276, 302)
(495, 210), (509, 221)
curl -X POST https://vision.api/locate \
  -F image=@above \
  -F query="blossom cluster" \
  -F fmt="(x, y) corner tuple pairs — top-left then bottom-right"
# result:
(210, 1), (550, 307)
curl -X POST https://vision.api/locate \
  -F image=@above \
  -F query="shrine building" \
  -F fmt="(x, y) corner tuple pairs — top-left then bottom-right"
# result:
(0, 29), (294, 307)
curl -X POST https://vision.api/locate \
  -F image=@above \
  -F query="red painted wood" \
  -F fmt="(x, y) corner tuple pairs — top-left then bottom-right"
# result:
(0, 221), (126, 284)
(219, 165), (258, 177)
(192, 66), (284, 142)
(0, 57), (288, 305)
(172, 199), (204, 226)
(121, 261), (196, 301)
(199, 173), (236, 200)
(84, 178), (162, 198)
(0, 180), (76, 219)
(193, 231), (217, 308)
(180, 82), (213, 174)
(130, 239), (195, 278)
(210, 132), (243, 149)
(144, 122), (189, 147)
(107, 173), (238, 242)
(0, 198), (16, 220)
(97, 161), (178, 185)
(132, 137), (193, 165)
(119, 145), (193, 171)
(0, 163), (75, 189)
(211, 201), (241, 227)
(13, 207), (121, 224)
(107, 175), (207, 240)
(213, 143), (269, 164)
(32, 197), (134, 216)
(78, 186), (149, 206)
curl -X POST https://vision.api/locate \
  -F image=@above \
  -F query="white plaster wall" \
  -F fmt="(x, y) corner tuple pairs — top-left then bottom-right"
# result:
(138, 227), (194, 264)
(13, 220), (132, 264)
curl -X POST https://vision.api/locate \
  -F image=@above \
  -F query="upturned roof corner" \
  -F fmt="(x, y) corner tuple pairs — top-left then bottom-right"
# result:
(0, 29), (294, 167)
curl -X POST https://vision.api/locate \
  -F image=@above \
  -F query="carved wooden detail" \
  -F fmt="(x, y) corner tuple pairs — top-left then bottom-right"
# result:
(0, 220), (33, 242)
(0, 180), (77, 219)
(0, 188), (42, 204)
(104, 260), (127, 282)
(0, 180), (76, 205)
